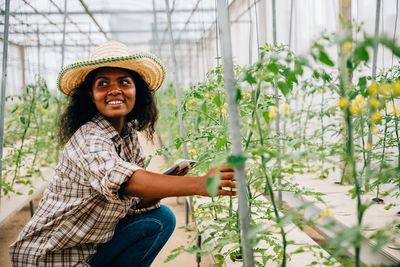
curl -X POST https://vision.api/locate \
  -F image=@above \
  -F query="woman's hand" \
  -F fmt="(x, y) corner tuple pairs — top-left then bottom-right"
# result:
(170, 166), (190, 176)
(199, 165), (236, 197)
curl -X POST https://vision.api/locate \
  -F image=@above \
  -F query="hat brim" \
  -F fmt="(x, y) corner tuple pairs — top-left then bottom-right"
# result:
(57, 53), (165, 96)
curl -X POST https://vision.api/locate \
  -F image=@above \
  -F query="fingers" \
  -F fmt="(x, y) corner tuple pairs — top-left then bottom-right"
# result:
(218, 164), (234, 172)
(177, 167), (190, 176)
(217, 189), (237, 196)
(219, 180), (236, 188)
(219, 171), (234, 180)
(170, 167), (180, 176)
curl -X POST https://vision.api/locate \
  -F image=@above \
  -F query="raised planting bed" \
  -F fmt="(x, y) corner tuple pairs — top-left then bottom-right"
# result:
(193, 195), (340, 267)
(279, 170), (400, 266)
(0, 167), (52, 227)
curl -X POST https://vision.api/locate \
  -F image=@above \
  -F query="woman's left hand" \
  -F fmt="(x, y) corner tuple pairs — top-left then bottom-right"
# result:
(170, 167), (190, 176)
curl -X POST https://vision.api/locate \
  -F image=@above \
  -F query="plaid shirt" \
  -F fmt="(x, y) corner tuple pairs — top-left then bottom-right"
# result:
(9, 113), (160, 266)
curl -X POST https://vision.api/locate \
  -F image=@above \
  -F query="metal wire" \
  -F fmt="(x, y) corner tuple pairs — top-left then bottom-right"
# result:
(392, 0), (399, 67)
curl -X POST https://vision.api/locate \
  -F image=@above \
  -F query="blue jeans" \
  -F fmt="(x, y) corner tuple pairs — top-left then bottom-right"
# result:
(88, 205), (176, 267)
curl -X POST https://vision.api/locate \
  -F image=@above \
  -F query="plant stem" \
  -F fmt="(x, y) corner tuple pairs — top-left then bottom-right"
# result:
(391, 98), (400, 169)
(254, 101), (287, 266)
(376, 106), (388, 199)
(12, 86), (37, 185)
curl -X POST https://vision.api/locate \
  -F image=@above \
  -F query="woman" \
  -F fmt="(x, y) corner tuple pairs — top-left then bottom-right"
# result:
(9, 41), (236, 266)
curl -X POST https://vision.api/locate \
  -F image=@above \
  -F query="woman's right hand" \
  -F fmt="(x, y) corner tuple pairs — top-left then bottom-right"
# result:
(199, 165), (237, 196)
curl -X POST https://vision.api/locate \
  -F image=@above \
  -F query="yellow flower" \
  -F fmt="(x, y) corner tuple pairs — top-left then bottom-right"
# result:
(380, 84), (392, 96)
(222, 93), (226, 98)
(284, 104), (289, 115)
(350, 105), (358, 115)
(268, 112), (277, 119)
(369, 82), (379, 95)
(367, 141), (372, 150)
(221, 108), (226, 115)
(205, 93), (210, 98)
(326, 208), (334, 217)
(252, 165), (258, 169)
(372, 126), (378, 135)
(343, 42), (352, 52)
(393, 81), (400, 96)
(369, 97), (380, 109)
(354, 95), (365, 107)
(224, 103), (228, 108)
(372, 111), (382, 123)
(338, 98), (348, 108)
(246, 93), (251, 98)
(188, 98), (197, 105)
(194, 208), (200, 216)
(208, 98), (213, 102)
(215, 108), (219, 113)
(191, 149), (197, 154)
(393, 105), (398, 116)
(272, 106), (279, 112)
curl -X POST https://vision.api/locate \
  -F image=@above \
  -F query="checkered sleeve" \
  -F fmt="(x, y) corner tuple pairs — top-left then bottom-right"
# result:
(78, 133), (142, 204)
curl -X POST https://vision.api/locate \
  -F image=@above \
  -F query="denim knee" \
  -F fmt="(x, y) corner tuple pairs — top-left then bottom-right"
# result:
(158, 205), (176, 237)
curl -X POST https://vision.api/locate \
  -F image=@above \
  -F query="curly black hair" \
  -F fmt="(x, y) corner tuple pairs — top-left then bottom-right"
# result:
(58, 67), (158, 146)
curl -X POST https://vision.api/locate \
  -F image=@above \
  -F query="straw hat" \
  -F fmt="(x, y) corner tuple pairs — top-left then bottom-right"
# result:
(57, 40), (165, 96)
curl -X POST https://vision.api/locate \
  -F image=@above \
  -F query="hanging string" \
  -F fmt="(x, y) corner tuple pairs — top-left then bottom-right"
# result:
(214, 0), (220, 67)
(247, 0), (253, 65)
(253, 0), (260, 59)
(288, 0), (294, 50)
(382, 0), (385, 69)
(392, 0), (399, 67)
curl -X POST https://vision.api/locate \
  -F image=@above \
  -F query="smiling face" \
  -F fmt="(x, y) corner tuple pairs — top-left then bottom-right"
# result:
(90, 67), (136, 131)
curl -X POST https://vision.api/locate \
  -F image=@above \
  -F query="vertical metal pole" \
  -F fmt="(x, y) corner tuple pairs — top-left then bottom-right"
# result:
(56, 0), (68, 161)
(20, 45), (26, 94)
(392, 0), (399, 67)
(0, 0), (11, 199)
(60, 0), (68, 70)
(216, 1), (254, 266)
(367, 0), (381, 178)
(372, 0), (381, 79)
(248, 0), (254, 65)
(214, 0), (221, 67)
(36, 25), (40, 78)
(253, 0), (260, 58)
(271, 0), (282, 205)
(288, 0), (294, 49)
(152, 0), (173, 146)
(164, 0), (188, 159)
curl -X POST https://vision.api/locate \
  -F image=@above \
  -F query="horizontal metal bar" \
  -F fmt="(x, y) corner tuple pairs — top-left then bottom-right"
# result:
(17, 40), (197, 48)
(1, 28), (205, 34)
(1, 8), (216, 16)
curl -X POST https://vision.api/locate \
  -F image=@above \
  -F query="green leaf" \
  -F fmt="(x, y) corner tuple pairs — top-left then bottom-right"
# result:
(318, 50), (334, 66)
(214, 254), (224, 262)
(144, 155), (153, 170)
(213, 95), (222, 107)
(198, 151), (210, 163)
(216, 137), (227, 150)
(245, 72), (257, 84)
(354, 45), (369, 62)
(227, 155), (247, 168)
(267, 63), (279, 74)
(20, 116), (26, 125)
(201, 101), (207, 113)
(28, 189), (34, 195)
(277, 81), (288, 96)
(206, 175), (220, 197)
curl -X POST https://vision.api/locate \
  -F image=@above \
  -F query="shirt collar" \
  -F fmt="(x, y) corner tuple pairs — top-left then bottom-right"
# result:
(91, 113), (135, 140)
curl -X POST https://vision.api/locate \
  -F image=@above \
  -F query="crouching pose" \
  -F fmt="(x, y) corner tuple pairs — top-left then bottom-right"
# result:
(9, 41), (236, 267)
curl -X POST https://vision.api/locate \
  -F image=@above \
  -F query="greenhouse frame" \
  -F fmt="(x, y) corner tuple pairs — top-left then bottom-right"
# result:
(1, 0), (400, 266)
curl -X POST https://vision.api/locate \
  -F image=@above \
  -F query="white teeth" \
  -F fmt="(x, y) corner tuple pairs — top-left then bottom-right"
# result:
(108, 100), (123, 105)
